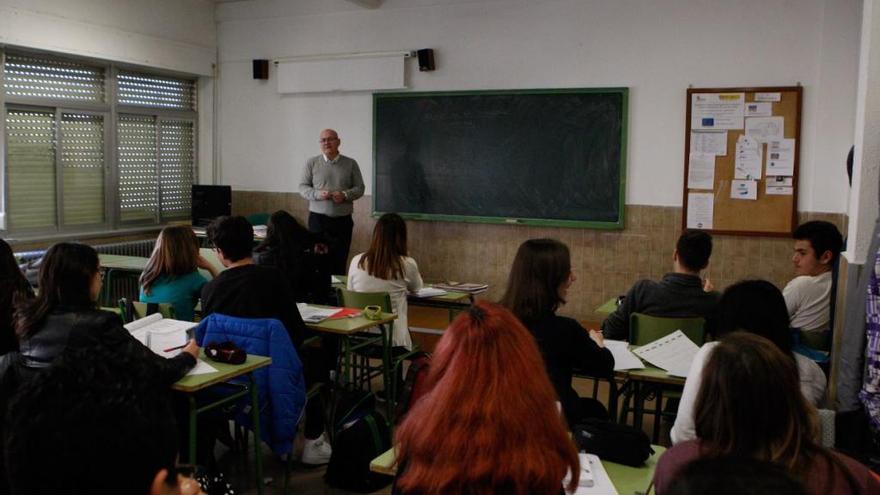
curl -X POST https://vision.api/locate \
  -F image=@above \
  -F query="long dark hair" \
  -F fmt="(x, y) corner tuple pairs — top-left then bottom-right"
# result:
(15, 243), (99, 339)
(694, 332), (858, 491)
(713, 280), (793, 354)
(140, 226), (200, 295)
(254, 210), (313, 266)
(0, 239), (33, 353)
(500, 238), (571, 322)
(358, 213), (408, 280)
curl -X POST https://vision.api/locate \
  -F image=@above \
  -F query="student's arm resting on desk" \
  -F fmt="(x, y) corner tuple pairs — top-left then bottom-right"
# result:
(569, 320), (614, 377)
(404, 257), (424, 293)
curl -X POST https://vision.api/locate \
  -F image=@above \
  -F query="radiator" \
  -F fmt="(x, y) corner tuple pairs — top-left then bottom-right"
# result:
(93, 239), (156, 257)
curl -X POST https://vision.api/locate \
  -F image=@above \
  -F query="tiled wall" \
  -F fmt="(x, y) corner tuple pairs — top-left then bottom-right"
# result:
(233, 191), (846, 322)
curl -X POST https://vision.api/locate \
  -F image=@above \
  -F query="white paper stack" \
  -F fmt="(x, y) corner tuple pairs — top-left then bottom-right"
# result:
(632, 330), (700, 378)
(604, 340), (645, 371)
(296, 303), (340, 323)
(564, 453), (618, 495)
(413, 287), (448, 298)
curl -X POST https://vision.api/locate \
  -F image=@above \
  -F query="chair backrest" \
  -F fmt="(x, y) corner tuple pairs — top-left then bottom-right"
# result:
(336, 288), (392, 313)
(118, 298), (175, 323)
(629, 313), (706, 346)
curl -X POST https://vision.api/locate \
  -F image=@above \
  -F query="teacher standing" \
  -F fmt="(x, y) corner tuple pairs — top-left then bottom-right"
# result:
(299, 128), (365, 276)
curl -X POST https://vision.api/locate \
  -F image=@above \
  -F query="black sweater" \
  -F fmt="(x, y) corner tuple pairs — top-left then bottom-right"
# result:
(201, 264), (306, 348)
(524, 313), (615, 426)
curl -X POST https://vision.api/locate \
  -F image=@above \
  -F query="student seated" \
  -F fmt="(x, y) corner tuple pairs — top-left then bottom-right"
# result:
(5, 242), (197, 387)
(670, 280), (826, 444)
(201, 216), (330, 464)
(4, 346), (205, 495)
(784, 221), (844, 339)
(0, 239), (33, 355)
(253, 210), (330, 304)
(347, 212), (423, 350)
(601, 230), (718, 341)
(140, 225), (219, 321)
(394, 302), (581, 495)
(500, 238), (614, 426)
(654, 332), (880, 495)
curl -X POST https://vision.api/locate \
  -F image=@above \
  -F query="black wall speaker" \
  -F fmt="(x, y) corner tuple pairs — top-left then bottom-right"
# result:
(252, 59), (269, 79)
(416, 49), (435, 72)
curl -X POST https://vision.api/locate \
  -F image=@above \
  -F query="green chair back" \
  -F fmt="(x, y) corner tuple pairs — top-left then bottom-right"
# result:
(246, 212), (270, 226)
(335, 288), (392, 313)
(629, 313), (705, 346)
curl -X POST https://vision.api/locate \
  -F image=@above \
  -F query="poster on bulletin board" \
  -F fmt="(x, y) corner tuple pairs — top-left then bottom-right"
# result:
(681, 86), (801, 237)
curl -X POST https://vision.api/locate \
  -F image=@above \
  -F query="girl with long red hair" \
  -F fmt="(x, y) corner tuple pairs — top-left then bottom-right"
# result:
(394, 301), (579, 495)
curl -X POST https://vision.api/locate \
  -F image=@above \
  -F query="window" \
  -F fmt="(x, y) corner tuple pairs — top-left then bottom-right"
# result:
(1, 51), (197, 234)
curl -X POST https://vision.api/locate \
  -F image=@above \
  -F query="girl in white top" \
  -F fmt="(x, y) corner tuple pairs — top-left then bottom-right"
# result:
(347, 213), (423, 349)
(671, 279), (826, 445)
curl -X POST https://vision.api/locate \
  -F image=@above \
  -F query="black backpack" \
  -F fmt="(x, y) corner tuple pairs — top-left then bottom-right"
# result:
(573, 418), (654, 467)
(324, 390), (393, 492)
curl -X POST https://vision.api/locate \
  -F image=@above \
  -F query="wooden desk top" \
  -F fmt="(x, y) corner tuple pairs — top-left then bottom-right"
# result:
(172, 352), (271, 392)
(370, 445), (667, 492)
(616, 365), (686, 386)
(332, 275), (473, 306)
(99, 253), (149, 272)
(304, 305), (397, 336)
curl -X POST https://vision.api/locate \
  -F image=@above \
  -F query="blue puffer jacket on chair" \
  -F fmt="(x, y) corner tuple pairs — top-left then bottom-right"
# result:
(195, 313), (306, 456)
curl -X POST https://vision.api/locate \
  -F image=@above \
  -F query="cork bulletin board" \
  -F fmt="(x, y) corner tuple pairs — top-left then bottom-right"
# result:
(681, 86), (801, 237)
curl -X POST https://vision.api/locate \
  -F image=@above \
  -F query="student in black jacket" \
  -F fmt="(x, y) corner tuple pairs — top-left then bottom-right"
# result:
(500, 238), (614, 426)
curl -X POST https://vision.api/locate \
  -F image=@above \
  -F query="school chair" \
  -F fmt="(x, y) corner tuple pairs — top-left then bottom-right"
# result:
(619, 313), (705, 443)
(117, 298), (176, 323)
(335, 288), (421, 411)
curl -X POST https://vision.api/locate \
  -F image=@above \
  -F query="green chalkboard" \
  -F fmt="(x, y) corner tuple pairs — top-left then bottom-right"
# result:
(373, 88), (627, 229)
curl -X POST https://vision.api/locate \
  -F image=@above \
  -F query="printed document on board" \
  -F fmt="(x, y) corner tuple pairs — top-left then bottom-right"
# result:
(687, 152), (716, 189)
(691, 93), (744, 130)
(686, 193), (714, 230)
(690, 130), (728, 156)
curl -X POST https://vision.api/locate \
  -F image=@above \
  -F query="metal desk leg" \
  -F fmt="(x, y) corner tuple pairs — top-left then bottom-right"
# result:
(249, 372), (264, 495)
(379, 323), (394, 421)
(188, 395), (198, 464)
(606, 378), (619, 422)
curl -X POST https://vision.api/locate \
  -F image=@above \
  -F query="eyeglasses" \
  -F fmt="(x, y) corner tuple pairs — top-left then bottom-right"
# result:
(319, 138), (338, 143)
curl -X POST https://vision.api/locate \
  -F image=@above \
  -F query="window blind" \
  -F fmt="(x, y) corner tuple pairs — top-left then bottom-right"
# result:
(117, 71), (196, 110)
(3, 54), (104, 102)
(61, 113), (104, 225)
(159, 120), (194, 218)
(118, 114), (158, 222)
(5, 110), (57, 230)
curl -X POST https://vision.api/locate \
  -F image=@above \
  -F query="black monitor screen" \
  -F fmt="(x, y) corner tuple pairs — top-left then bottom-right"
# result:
(192, 185), (231, 226)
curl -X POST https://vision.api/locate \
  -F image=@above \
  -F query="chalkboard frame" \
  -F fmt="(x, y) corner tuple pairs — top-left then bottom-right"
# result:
(372, 87), (629, 229)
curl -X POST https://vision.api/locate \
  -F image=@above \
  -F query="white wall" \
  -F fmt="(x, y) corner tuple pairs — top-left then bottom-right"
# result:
(0, 0), (217, 75)
(216, 0), (861, 213)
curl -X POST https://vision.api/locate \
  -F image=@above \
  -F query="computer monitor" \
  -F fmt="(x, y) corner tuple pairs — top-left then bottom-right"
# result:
(191, 185), (232, 227)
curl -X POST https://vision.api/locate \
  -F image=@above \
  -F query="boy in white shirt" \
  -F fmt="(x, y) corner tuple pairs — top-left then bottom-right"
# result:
(783, 221), (843, 339)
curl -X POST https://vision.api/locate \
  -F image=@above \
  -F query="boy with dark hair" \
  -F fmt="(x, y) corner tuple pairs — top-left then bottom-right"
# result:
(201, 215), (331, 464)
(784, 220), (844, 335)
(4, 346), (204, 495)
(601, 230), (718, 340)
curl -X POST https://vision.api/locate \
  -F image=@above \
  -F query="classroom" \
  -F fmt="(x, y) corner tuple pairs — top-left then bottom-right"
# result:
(0, 0), (878, 494)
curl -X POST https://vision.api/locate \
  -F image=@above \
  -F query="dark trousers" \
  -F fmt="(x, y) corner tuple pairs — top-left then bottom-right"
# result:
(308, 212), (354, 276)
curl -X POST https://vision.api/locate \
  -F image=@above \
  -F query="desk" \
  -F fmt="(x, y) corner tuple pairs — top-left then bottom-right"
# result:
(596, 297), (619, 316)
(370, 445), (666, 494)
(615, 366), (685, 444)
(305, 308), (398, 417)
(99, 253), (148, 272)
(173, 352), (271, 495)
(332, 275), (477, 321)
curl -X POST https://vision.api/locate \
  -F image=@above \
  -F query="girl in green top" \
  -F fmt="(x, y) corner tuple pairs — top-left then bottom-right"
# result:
(139, 226), (219, 321)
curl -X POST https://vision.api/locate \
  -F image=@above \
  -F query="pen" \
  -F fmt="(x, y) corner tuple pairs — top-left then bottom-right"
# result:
(163, 344), (187, 353)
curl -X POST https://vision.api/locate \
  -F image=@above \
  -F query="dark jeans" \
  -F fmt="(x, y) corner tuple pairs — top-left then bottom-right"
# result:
(301, 333), (340, 439)
(308, 212), (354, 277)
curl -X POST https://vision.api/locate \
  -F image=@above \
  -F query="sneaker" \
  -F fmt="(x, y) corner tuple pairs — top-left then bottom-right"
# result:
(301, 433), (332, 466)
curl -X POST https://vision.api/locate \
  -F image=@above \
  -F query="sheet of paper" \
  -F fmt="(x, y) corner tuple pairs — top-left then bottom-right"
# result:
(734, 135), (762, 180)
(745, 116), (784, 143)
(149, 329), (188, 358)
(186, 359), (219, 376)
(296, 303), (340, 323)
(124, 312), (163, 332)
(754, 92), (781, 102)
(691, 93), (744, 130)
(604, 340), (645, 371)
(744, 101), (772, 117)
(331, 275), (343, 284)
(413, 287), (448, 298)
(687, 152), (716, 189)
(690, 130), (728, 156)
(632, 330), (700, 375)
(766, 138), (795, 176)
(731, 179), (758, 200)
(565, 454), (619, 495)
(766, 185), (793, 195)
(686, 193), (714, 229)
(768, 176), (793, 187)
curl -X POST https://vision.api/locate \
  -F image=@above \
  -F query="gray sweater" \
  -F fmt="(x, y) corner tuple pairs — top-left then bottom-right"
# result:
(298, 154), (365, 217)
(600, 273), (719, 341)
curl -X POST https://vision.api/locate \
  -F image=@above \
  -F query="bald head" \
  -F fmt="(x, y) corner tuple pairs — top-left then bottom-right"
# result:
(319, 129), (340, 159)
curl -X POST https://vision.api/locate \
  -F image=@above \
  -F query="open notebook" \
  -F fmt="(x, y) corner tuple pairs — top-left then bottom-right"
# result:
(124, 313), (197, 358)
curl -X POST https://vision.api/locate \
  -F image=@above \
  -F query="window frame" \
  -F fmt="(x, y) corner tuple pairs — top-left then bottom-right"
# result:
(0, 48), (199, 238)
